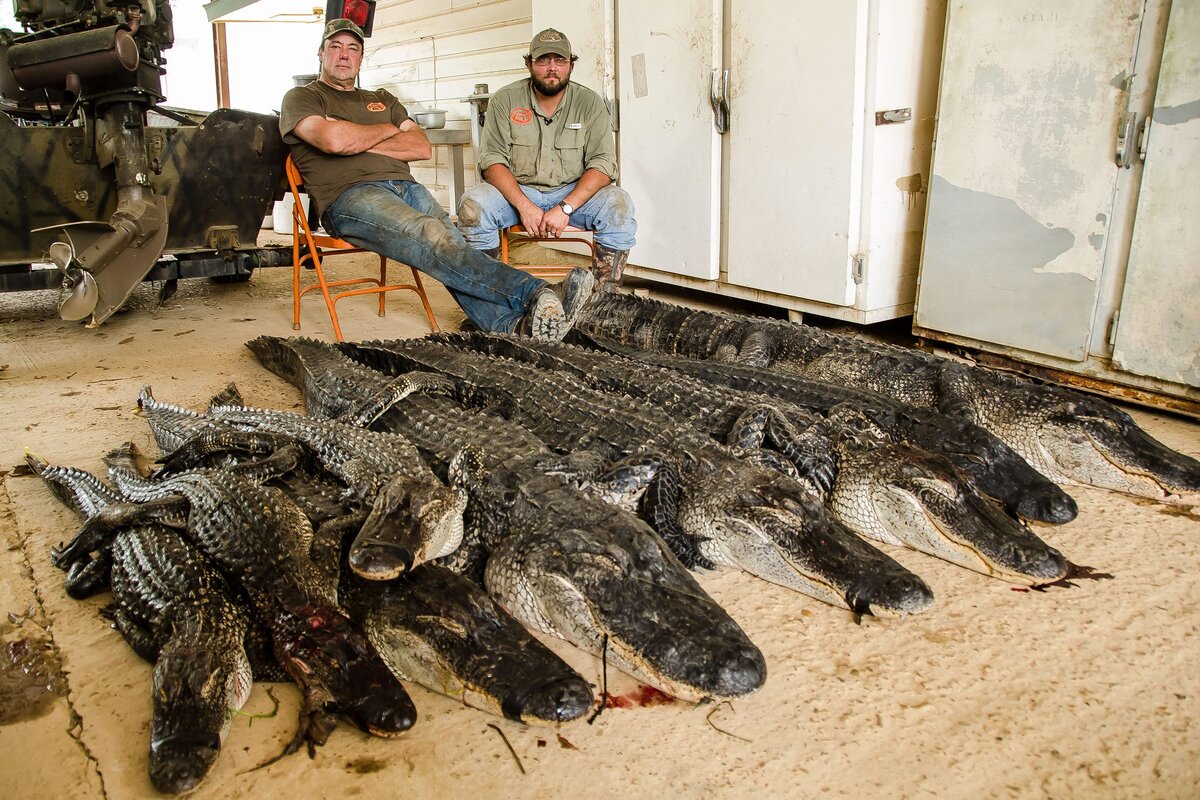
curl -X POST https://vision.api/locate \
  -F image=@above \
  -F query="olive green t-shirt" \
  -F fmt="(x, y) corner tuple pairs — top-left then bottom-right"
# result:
(477, 79), (617, 191)
(279, 80), (414, 216)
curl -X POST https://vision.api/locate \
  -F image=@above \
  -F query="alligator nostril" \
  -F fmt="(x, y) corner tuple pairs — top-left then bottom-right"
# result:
(506, 675), (594, 723)
(1030, 546), (1067, 581)
(859, 572), (935, 616)
(722, 649), (767, 696)
(349, 541), (415, 576)
(1014, 488), (1077, 525)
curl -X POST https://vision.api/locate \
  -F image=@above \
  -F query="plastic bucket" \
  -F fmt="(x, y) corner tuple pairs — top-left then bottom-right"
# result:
(273, 193), (310, 235)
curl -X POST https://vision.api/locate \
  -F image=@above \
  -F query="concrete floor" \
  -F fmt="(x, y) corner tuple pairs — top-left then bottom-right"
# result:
(1, 253), (1198, 799)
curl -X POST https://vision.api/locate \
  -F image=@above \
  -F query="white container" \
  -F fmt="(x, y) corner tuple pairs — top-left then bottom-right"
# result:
(273, 193), (309, 235)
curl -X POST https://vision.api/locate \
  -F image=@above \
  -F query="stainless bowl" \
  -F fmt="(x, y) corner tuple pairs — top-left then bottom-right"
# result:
(413, 109), (446, 129)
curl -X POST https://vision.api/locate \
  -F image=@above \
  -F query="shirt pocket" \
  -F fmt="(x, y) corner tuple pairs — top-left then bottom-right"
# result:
(509, 119), (540, 179)
(551, 127), (585, 185)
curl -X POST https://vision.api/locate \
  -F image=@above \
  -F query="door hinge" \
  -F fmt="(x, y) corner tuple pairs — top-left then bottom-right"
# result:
(606, 96), (619, 132)
(1106, 308), (1121, 347)
(851, 254), (865, 285)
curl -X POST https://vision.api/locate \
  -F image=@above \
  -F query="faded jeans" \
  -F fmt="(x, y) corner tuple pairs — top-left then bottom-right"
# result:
(456, 181), (637, 251)
(323, 179), (546, 333)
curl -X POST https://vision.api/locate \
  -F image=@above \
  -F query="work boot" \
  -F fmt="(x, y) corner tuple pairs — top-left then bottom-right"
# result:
(549, 268), (596, 326)
(515, 286), (566, 341)
(591, 243), (631, 293)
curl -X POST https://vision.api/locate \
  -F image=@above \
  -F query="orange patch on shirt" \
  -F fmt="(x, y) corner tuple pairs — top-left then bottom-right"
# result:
(366, 102), (386, 112)
(510, 107), (533, 125)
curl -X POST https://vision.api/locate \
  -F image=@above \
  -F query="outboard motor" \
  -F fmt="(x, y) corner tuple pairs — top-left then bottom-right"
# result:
(2, 1), (173, 324)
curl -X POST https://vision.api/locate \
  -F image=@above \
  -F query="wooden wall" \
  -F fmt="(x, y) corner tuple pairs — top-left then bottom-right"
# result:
(360, 0), (536, 210)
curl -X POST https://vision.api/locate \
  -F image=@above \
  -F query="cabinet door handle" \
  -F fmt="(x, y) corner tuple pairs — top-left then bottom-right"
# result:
(710, 68), (730, 134)
(1115, 111), (1137, 169)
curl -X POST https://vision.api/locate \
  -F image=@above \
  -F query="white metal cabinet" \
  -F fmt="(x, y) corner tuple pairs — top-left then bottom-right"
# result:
(915, 0), (1199, 404)
(723, 1), (861, 305)
(915, 0), (1145, 361)
(537, 0), (946, 322)
(616, 0), (722, 280)
(1111, 0), (1200, 390)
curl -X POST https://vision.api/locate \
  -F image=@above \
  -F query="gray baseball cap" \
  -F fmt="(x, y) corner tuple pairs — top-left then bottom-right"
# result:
(529, 28), (573, 59)
(323, 18), (365, 44)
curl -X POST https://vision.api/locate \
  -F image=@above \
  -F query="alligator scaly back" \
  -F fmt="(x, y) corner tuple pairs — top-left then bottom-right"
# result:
(341, 338), (937, 614)
(576, 293), (1200, 504)
(429, 333), (1068, 585)
(248, 335), (768, 702)
(54, 442), (418, 745)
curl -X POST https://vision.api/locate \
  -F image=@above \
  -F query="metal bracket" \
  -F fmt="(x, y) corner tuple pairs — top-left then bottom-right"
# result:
(709, 68), (730, 135)
(875, 108), (912, 125)
(1136, 116), (1151, 163)
(205, 225), (240, 253)
(851, 254), (865, 285)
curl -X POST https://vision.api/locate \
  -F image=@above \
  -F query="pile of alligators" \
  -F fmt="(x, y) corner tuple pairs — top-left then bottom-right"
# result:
(27, 294), (1200, 793)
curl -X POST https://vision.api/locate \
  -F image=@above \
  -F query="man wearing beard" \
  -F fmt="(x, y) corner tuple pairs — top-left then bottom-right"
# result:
(456, 28), (637, 292)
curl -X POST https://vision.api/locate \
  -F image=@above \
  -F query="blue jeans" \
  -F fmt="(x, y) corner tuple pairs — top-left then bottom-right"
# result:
(323, 180), (546, 333)
(456, 181), (637, 251)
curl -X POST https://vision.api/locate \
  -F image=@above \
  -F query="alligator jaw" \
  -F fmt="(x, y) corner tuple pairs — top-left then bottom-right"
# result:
(349, 477), (467, 580)
(853, 473), (1068, 585)
(1045, 412), (1200, 503)
(488, 527), (766, 703)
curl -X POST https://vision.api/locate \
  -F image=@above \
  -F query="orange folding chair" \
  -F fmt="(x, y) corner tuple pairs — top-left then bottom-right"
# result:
(286, 155), (438, 341)
(499, 224), (595, 280)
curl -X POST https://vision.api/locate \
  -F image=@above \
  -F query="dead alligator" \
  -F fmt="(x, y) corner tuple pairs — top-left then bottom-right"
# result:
(248, 335), (767, 702)
(139, 386), (466, 581)
(337, 338), (937, 615)
(429, 333), (1068, 585)
(141, 385), (467, 580)
(52, 441), (418, 750)
(342, 562), (595, 724)
(575, 293), (1200, 504)
(154, 393), (600, 724)
(27, 450), (255, 794)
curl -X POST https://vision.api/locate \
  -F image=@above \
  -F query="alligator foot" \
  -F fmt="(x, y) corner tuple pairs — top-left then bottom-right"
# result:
(253, 690), (340, 769)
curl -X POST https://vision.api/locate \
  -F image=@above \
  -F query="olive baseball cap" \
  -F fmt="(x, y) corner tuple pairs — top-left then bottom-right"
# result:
(529, 28), (573, 59)
(323, 17), (365, 44)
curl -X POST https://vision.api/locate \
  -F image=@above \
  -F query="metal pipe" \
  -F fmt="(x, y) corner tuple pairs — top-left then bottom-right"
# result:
(8, 26), (139, 92)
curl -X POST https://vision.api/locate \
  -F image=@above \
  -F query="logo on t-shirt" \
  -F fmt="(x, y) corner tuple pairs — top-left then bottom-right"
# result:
(511, 107), (533, 125)
(366, 102), (386, 112)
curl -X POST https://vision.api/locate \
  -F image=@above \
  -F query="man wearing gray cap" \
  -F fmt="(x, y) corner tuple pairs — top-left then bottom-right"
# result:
(456, 28), (637, 293)
(278, 18), (593, 339)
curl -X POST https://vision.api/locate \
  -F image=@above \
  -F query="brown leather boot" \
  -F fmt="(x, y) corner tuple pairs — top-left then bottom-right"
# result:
(592, 243), (630, 293)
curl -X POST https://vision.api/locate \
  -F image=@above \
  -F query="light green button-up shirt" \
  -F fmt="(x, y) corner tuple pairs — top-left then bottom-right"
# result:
(477, 79), (617, 191)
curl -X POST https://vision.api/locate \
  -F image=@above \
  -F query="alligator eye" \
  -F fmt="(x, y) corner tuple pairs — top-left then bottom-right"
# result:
(911, 477), (958, 500)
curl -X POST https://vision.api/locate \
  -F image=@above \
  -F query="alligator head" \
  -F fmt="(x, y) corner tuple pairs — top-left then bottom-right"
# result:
(276, 603), (417, 738)
(351, 564), (594, 725)
(825, 415), (1068, 584)
(684, 465), (935, 616)
(348, 476), (468, 580)
(147, 647), (252, 794)
(486, 522), (766, 703)
(966, 376), (1200, 503)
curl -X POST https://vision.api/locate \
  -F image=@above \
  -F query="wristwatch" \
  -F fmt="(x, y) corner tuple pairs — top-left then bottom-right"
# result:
(559, 201), (574, 215)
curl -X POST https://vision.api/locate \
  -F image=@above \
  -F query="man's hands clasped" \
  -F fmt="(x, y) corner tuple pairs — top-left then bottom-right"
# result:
(519, 202), (571, 238)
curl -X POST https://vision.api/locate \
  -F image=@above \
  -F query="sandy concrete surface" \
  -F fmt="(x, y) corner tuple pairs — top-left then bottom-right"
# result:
(1, 255), (1198, 799)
